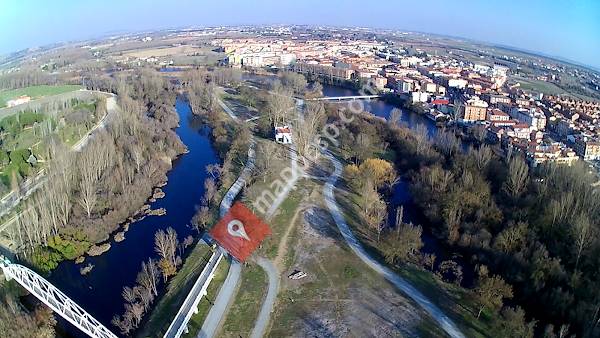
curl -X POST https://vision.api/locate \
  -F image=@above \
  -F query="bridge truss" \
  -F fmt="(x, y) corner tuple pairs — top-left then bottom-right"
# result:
(1, 258), (118, 338)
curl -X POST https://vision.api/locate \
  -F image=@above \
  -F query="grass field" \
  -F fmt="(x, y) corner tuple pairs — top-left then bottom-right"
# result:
(219, 262), (268, 337)
(515, 78), (566, 95)
(0, 85), (82, 108)
(136, 243), (212, 338)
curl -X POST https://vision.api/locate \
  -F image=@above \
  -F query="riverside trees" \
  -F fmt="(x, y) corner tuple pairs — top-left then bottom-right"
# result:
(8, 69), (185, 271)
(335, 102), (599, 336)
(389, 120), (600, 336)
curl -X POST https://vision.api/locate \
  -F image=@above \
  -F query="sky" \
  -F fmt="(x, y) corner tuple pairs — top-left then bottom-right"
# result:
(1, 0), (599, 69)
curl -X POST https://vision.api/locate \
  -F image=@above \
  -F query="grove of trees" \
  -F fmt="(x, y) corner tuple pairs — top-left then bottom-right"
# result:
(8, 69), (186, 272)
(330, 100), (599, 337)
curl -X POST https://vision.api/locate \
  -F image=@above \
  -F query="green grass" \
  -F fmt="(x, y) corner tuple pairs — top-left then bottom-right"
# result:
(136, 243), (212, 338)
(514, 77), (565, 96)
(0, 85), (82, 108)
(220, 262), (268, 337)
(259, 188), (304, 259)
(182, 258), (231, 338)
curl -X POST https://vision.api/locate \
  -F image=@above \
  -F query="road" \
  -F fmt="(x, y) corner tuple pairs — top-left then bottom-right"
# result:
(249, 257), (279, 338)
(197, 98), (255, 337)
(0, 93), (118, 232)
(163, 250), (223, 338)
(321, 151), (466, 338)
(264, 98), (304, 218)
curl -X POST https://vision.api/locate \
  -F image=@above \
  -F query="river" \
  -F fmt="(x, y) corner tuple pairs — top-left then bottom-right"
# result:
(243, 73), (443, 236)
(50, 97), (218, 337)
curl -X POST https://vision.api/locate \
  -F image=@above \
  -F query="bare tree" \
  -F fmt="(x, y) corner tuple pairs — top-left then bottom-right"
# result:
(395, 205), (404, 236)
(472, 124), (487, 144)
(76, 152), (98, 218)
(472, 145), (492, 170)
(154, 227), (179, 267)
(192, 206), (212, 232)
(504, 156), (529, 198)
(75, 132), (114, 218)
(253, 142), (278, 182)
(137, 259), (159, 297)
(414, 124), (430, 155)
(203, 178), (217, 207)
(434, 130), (460, 157)
(573, 215), (594, 271)
(451, 101), (463, 125)
(122, 286), (136, 304)
(133, 285), (153, 310)
(128, 142), (145, 173)
(280, 71), (308, 95)
(266, 87), (295, 125)
(389, 108), (403, 127)
(353, 133), (372, 164)
(295, 101), (326, 165)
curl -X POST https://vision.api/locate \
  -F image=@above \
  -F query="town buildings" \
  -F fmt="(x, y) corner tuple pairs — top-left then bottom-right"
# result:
(463, 97), (488, 122)
(214, 34), (600, 168)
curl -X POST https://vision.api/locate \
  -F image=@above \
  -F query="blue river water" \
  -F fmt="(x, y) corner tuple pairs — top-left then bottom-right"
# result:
(50, 75), (464, 337)
(50, 97), (218, 337)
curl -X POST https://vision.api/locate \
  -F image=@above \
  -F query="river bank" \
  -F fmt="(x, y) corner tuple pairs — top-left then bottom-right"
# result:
(51, 96), (219, 337)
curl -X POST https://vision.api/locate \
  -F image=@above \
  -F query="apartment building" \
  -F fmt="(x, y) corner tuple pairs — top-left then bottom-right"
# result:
(462, 96), (488, 122)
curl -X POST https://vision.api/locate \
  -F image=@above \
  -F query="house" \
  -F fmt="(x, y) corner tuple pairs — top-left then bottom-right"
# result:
(528, 142), (578, 167)
(487, 108), (510, 122)
(513, 123), (532, 139)
(274, 126), (292, 144)
(371, 76), (388, 90)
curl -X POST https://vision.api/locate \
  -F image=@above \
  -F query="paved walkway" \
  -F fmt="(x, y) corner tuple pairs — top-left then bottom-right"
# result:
(197, 99), (255, 338)
(197, 253), (241, 338)
(321, 151), (466, 338)
(249, 257), (279, 338)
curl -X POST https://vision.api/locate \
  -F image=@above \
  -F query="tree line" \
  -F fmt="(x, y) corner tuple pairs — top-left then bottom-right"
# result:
(387, 116), (599, 337)
(328, 101), (600, 337)
(9, 69), (186, 272)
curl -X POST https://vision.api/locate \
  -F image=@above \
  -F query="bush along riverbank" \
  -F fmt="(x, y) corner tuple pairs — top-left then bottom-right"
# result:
(10, 70), (186, 272)
(125, 68), (253, 336)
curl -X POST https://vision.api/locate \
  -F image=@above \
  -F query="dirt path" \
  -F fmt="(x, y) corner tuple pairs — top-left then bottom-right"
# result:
(273, 201), (305, 270)
(322, 151), (466, 338)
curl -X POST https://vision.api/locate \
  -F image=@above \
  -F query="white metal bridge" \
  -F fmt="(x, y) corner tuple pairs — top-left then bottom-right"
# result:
(306, 95), (381, 101)
(0, 257), (118, 338)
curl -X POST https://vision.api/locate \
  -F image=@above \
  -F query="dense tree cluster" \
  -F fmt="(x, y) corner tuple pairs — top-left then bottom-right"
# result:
(330, 101), (599, 336)
(389, 120), (600, 336)
(0, 70), (64, 90)
(8, 70), (185, 271)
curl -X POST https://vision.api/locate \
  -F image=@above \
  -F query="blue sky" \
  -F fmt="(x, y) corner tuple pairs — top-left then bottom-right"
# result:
(1, 0), (599, 69)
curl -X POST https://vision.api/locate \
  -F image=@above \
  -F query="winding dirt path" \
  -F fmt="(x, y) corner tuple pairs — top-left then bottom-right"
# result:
(321, 151), (466, 338)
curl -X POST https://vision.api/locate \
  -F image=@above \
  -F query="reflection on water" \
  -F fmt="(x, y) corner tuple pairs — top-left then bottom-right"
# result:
(51, 97), (218, 336)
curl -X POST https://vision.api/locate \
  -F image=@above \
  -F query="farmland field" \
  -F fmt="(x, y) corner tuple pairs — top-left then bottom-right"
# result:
(0, 85), (82, 108)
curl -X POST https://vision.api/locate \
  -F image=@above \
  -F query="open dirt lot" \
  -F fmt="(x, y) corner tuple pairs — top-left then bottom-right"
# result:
(267, 192), (434, 338)
(121, 45), (204, 58)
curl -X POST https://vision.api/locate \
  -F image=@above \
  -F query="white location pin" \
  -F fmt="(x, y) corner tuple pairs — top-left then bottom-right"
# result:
(227, 219), (250, 241)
